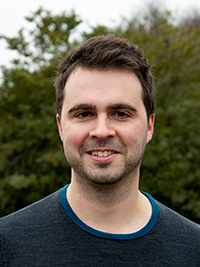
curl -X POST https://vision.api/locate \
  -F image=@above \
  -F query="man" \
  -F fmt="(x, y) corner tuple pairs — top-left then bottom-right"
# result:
(0, 35), (199, 266)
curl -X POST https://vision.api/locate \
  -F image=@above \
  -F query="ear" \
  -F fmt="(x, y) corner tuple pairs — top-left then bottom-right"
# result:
(146, 114), (155, 144)
(56, 114), (63, 141)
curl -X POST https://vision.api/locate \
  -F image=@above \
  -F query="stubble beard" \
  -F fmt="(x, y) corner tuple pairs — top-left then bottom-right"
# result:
(66, 137), (147, 187)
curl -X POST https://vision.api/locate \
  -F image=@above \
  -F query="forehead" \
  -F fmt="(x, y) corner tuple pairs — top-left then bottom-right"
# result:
(63, 68), (143, 109)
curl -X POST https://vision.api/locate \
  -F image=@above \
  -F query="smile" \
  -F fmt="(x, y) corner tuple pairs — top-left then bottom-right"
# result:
(90, 151), (115, 157)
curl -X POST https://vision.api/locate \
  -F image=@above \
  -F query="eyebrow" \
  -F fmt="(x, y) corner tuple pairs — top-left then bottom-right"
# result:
(107, 103), (137, 113)
(68, 104), (96, 114)
(68, 103), (137, 114)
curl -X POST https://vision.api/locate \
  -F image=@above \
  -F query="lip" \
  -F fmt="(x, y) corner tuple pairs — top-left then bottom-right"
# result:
(86, 148), (119, 162)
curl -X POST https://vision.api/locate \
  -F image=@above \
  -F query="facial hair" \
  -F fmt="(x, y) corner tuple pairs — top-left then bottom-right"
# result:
(65, 136), (147, 186)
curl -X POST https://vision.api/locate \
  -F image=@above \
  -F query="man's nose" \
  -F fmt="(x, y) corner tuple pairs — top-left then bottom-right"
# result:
(89, 115), (115, 140)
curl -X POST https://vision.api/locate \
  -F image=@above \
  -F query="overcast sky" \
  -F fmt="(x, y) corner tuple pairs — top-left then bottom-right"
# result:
(0, 0), (200, 72)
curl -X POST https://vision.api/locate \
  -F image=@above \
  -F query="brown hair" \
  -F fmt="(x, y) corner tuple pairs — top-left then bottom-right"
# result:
(54, 34), (155, 120)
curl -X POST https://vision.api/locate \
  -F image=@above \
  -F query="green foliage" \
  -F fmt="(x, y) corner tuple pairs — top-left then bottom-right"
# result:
(0, 5), (200, 223)
(0, 8), (80, 216)
(0, 7), (81, 67)
(0, 63), (71, 215)
(25, 7), (81, 57)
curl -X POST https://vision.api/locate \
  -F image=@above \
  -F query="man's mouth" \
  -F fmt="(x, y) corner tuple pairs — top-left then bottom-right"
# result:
(88, 151), (116, 157)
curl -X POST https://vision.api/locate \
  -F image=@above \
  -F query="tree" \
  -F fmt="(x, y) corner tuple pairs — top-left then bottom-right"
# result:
(0, 8), (81, 216)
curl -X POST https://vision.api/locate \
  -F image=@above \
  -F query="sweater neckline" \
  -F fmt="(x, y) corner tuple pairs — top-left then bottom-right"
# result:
(60, 184), (159, 240)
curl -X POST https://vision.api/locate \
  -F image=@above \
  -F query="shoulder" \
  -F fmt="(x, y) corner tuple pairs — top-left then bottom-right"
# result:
(0, 188), (72, 266)
(0, 189), (62, 231)
(155, 200), (200, 238)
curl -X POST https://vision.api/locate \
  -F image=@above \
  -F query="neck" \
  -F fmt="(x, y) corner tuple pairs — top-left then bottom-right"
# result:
(67, 173), (152, 234)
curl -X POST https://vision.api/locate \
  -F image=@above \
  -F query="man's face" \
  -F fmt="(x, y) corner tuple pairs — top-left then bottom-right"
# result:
(57, 68), (154, 185)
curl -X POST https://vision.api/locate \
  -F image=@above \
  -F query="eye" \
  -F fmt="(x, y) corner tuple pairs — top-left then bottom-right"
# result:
(114, 111), (128, 118)
(75, 111), (92, 118)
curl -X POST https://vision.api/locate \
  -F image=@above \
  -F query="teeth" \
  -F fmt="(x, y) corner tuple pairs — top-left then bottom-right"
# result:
(91, 151), (115, 157)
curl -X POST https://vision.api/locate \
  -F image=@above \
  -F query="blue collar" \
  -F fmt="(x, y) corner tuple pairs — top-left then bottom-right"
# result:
(60, 184), (159, 240)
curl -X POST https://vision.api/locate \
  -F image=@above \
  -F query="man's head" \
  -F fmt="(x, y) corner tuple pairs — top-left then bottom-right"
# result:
(54, 34), (155, 120)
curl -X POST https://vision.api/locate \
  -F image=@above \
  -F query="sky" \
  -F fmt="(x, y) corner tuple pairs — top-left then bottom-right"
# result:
(0, 0), (200, 74)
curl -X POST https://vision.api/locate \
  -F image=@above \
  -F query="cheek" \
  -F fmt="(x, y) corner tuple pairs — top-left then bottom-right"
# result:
(62, 126), (87, 147)
(120, 126), (140, 140)
(118, 125), (147, 145)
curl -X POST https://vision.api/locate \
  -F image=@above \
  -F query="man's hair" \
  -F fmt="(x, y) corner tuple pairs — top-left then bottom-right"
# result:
(54, 34), (155, 120)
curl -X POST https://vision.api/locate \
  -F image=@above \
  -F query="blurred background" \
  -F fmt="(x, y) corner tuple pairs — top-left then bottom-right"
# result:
(0, 0), (200, 222)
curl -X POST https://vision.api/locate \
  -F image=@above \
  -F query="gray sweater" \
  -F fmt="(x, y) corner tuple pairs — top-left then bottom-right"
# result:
(0, 186), (200, 266)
